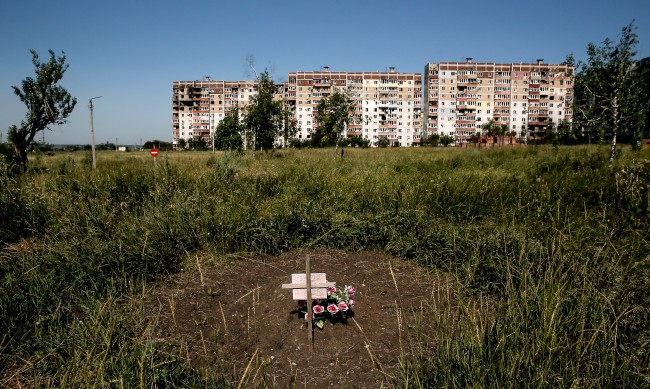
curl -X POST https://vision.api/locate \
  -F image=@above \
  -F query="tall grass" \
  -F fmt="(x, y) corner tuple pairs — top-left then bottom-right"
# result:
(1, 146), (648, 386)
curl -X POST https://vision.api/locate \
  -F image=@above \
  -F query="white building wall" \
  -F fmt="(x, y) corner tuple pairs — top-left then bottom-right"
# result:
(438, 69), (455, 138)
(363, 96), (379, 143)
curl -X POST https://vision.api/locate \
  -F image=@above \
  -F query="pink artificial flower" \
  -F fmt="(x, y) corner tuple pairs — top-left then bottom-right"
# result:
(327, 304), (339, 314)
(313, 305), (325, 315)
(304, 312), (311, 321)
(328, 286), (337, 293)
(346, 286), (356, 295)
(338, 301), (349, 311)
(348, 299), (355, 307)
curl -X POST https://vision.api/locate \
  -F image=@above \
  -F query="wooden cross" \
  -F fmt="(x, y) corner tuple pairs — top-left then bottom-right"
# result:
(281, 273), (335, 300)
(281, 256), (335, 351)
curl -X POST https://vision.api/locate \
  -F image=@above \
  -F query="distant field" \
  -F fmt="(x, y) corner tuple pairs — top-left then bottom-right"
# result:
(1, 145), (649, 387)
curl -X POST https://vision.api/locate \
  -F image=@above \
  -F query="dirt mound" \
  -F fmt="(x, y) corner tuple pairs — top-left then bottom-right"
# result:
(144, 249), (453, 388)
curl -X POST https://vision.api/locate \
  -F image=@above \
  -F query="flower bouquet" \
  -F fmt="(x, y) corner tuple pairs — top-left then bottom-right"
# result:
(300, 285), (356, 329)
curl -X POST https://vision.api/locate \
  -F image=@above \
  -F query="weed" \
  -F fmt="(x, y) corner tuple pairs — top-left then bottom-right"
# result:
(1, 146), (648, 386)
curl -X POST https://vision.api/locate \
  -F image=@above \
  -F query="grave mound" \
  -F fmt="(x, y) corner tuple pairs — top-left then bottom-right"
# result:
(144, 249), (453, 387)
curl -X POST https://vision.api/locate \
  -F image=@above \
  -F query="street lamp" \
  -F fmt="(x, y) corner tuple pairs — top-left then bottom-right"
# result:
(89, 96), (102, 169)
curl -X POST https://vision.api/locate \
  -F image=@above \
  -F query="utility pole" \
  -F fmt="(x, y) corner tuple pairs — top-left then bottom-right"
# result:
(89, 96), (102, 169)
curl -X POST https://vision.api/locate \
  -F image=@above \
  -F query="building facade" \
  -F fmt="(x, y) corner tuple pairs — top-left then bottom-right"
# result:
(424, 59), (574, 144)
(172, 60), (573, 148)
(172, 78), (258, 146)
(285, 68), (422, 146)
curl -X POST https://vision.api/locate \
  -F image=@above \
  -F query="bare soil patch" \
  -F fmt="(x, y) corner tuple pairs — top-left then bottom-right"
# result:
(144, 249), (454, 388)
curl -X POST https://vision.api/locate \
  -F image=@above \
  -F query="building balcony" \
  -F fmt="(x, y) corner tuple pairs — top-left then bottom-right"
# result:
(456, 79), (479, 86)
(528, 119), (549, 124)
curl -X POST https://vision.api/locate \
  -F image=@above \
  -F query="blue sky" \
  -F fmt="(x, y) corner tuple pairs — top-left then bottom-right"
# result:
(1, 0), (649, 145)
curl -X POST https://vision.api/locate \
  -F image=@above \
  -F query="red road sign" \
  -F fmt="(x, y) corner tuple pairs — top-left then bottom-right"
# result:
(150, 148), (159, 157)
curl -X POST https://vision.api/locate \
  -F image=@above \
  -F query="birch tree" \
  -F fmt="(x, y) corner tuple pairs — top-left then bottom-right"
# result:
(243, 71), (287, 158)
(575, 22), (645, 165)
(313, 89), (359, 157)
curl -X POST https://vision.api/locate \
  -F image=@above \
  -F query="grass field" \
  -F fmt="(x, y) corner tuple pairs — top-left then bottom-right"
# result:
(1, 145), (649, 387)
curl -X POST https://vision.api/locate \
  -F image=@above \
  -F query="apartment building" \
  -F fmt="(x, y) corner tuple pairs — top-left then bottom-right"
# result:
(172, 78), (258, 146)
(173, 60), (573, 148)
(423, 59), (574, 144)
(285, 68), (423, 146)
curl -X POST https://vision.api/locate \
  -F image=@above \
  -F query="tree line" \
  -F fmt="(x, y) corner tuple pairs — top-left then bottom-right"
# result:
(4, 22), (650, 172)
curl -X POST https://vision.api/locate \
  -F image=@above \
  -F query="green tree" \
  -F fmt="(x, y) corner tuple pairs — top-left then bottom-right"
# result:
(481, 120), (510, 145)
(143, 140), (173, 151)
(214, 107), (243, 151)
(545, 123), (559, 146)
(481, 120), (497, 142)
(176, 138), (186, 150)
(440, 135), (455, 147)
(96, 141), (116, 151)
(349, 135), (370, 148)
(312, 89), (359, 157)
(8, 50), (77, 172)
(188, 137), (208, 151)
(481, 120), (497, 137)
(243, 71), (287, 158)
(376, 137), (389, 148)
(555, 119), (578, 145)
(637, 57), (650, 141)
(422, 133), (440, 147)
(469, 131), (482, 144)
(575, 22), (646, 165)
